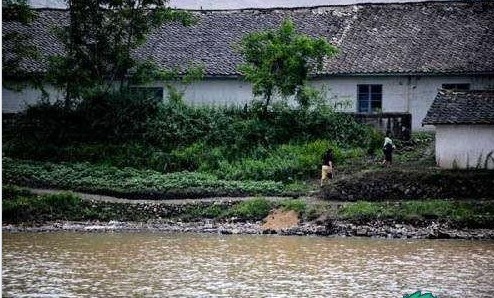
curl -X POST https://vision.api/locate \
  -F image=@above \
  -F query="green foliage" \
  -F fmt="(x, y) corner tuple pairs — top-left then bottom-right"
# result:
(3, 92), (378, 182)
(2, 0), (35, 23)
(2, 0), (42, 90)
(280, 199), (307, 214)
(4, 92), (373, 172)
(338, 200), (494, 227)
(211, 140), (365, 182)
(4, 90), (160, 158)
(228, 198), (273, 220)
(2, 190), (85, 223)
(180, 204), (230, 220)
(46, 0), (196, 103)
(237, 18), (338, 109)
(394, 131), (435, 165)
(3, 158), (287, 198)
(339, 201), (389, 221)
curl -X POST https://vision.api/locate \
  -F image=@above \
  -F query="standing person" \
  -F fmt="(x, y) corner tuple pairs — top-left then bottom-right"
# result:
(382, 132), (396, 167)
(320, 148), (334, 187)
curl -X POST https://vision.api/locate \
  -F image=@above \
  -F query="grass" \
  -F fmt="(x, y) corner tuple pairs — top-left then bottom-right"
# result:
(228, 198), (273, 220)
(3, 186), (493, 229)
(280, 199), (307, 214)
(2, 157), (300, 198)
(338, 200), (494, 227)
(2, 186), (92, 223)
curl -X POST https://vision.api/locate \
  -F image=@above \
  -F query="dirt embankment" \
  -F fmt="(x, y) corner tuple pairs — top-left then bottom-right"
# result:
(322, 169), (494, 201)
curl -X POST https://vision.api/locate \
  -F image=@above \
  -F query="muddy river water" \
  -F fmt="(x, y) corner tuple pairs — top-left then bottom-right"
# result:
(2, 232), (494, 297)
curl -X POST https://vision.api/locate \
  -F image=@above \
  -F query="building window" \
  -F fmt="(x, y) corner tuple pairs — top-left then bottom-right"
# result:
(357, 84), (382, 113)
(129, 87), (164, 100)
(442, 83), (470, 91)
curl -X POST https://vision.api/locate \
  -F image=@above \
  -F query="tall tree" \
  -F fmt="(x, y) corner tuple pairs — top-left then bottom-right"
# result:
(237, 19), (338, 110)
(47, 0), (195, 106)
(2, 0), (41, 91)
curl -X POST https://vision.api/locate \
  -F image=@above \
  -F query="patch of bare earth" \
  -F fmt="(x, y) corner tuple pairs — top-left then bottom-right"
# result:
(262, 209), (300, 231)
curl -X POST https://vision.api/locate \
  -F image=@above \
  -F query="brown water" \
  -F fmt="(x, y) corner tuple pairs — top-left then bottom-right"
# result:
(2, 232), (494, 297)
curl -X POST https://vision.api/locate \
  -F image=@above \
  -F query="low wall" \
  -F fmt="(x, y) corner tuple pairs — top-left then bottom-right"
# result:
(322, 169), (494, 201)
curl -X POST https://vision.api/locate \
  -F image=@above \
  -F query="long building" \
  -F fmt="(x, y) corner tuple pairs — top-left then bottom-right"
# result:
(3, 0), (494, 131)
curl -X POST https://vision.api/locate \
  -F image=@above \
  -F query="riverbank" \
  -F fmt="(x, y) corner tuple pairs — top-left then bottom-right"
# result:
(3, 187), (494, 239)
(3, 131), (493, 239)
(4, 218), (494, 240)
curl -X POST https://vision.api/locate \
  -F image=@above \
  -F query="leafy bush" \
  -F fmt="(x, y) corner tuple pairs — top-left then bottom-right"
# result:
(228, 198), (273, 220)
(338, 200), (494, 227)
(210, 140), (366, 182)
(3, 190), (85, 223)
(3, 91), (379, 175)
(280, 199), (307, 214)
(3, 157), (290, 198)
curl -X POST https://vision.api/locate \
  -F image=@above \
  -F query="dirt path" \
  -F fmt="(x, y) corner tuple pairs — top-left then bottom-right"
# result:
(28, 188), (307, 205)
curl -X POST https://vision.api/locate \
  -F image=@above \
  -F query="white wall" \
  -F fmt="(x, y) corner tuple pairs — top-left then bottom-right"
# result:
(3, 75), (493, 131)
(172, 79), (256, 106)
(435, 125), (494, 169)
(313, 75), (494, 130)
(2, 85), (63, 113)
(408, 75), (494, 131)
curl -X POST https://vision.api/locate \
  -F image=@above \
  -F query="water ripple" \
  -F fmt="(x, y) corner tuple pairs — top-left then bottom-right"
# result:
(3, 233), (494, 297)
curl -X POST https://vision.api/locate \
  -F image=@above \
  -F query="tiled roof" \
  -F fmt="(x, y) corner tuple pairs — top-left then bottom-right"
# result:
(422, 89), (494, 125)
(3, 1), (494, 76)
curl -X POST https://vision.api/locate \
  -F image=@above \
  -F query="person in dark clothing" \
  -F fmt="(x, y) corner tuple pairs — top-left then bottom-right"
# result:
(320, 149), (334, 187)
(381, 133), (396, 167)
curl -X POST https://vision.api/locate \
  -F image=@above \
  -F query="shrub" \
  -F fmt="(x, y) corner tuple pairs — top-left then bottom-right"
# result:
(2, 157), (289, 198)
(338, 201), (388, 221)
(3, 191), (84, 223)
(3, 90), (380, 181)
(337, 200), (494, 228)
(280, 199), (307, 214)
(211, 140), (366, 182)
(228, 198), (273, 220)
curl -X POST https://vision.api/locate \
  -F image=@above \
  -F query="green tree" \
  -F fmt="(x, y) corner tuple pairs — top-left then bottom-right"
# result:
(2, 0), (41, 91)
(132, 60), (205, 105)
(47, 0), (196, 106)
(237, 18), (338, 110)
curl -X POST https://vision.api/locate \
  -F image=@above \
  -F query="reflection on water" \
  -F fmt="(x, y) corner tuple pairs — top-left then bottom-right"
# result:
(3, 232), (494, 297)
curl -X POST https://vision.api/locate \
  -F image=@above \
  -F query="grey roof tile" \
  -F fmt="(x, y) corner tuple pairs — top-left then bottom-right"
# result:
(422, 89), (494, 125)
(3, 1), (494, 76)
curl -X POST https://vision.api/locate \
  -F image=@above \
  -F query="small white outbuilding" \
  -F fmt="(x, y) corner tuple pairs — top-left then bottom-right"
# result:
(422, 90), (494, 169)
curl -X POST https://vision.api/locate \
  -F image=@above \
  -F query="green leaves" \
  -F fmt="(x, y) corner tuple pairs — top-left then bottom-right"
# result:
(3, 158), (286, 198)
(338, 200), (494, 227)
(238, 18), (338, 108)
(46, 0), (196, 103)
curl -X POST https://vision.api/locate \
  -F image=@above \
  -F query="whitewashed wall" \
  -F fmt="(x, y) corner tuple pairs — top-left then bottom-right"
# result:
(408, 75), (494, 130)
(171, 74), (494, 130)
(2, 85), (63, 113)
(3, 74), (493, 131)
(312, 75), (494, 130)
(435, 125), (494, 169)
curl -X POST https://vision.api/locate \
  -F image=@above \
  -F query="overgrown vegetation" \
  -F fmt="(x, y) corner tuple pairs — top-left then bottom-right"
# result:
(3, 186), (94, 223)
(3, 90), (381, 185)
(47, 0), (196, 105)
(4, 186), (492, 229)
(2, 157), (291, 198)
(339, 200), (494, 228)
(237, 18), (338, 110)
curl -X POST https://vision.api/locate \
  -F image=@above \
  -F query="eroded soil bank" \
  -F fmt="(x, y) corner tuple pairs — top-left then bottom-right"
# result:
(4, 218), (494, 240)
(4, 201), (494, 240)
(3, 166), (494, 240)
